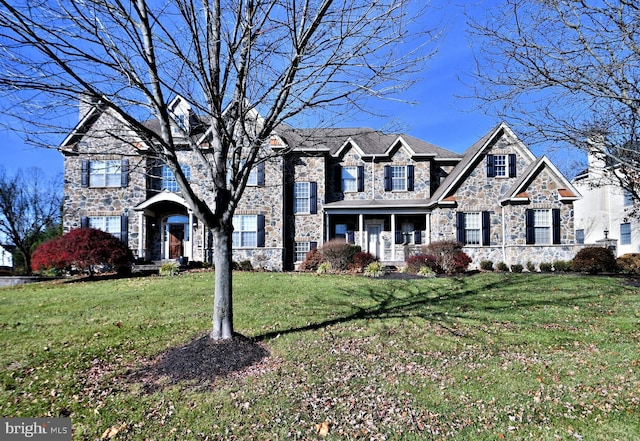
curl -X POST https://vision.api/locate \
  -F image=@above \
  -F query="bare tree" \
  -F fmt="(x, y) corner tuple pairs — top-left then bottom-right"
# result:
(0, 0), (438, 339)
(0, 168), (62, 274)
(468, 0), (640, 201)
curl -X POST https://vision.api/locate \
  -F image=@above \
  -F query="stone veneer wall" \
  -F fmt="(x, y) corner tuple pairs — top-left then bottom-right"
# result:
(289, 153), (326, 246)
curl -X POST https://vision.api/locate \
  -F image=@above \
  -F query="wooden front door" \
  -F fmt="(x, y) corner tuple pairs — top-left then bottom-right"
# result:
(168, 224), (184, 259)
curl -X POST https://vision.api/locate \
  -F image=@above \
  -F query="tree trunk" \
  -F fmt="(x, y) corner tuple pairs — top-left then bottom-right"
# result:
(210, 226), (233, 339)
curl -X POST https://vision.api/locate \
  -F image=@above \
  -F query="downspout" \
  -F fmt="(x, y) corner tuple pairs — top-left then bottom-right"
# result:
(501, 205), (507, 264)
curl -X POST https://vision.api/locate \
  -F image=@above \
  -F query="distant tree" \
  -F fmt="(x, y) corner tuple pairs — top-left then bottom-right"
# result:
(0, 167), (62, 274)
(469, 0), (640, 204)
(0, 0), (439, 339)
(32, 228), (134, 276)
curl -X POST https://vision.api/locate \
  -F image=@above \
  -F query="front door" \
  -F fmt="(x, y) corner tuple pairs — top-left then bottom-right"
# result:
(366, 223), (382, 259)
(168, 224), (184, 259)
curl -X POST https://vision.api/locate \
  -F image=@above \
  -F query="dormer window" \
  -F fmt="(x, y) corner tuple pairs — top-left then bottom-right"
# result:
(487, 154), (517, 178)
(384, 165), (414, 191)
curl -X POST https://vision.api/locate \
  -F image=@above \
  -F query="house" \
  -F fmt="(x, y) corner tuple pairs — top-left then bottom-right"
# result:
(61, 97), (582, 270)
(0, 244), (13, 269)
(572, 154), (639, 257)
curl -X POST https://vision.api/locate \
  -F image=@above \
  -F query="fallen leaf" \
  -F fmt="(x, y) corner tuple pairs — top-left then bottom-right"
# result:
(316, 421), (330, 436)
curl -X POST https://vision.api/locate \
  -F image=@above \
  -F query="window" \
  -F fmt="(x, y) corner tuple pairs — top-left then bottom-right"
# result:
(526, 208), (561, 244)
(624, 189), (634, 207)
(576, 229), (585, 244)
(228, 160), (264, 187)
(294, 182), (317, 214)
(456, 212), (490, 245)
(621, 223), (631, 245)
(89, 160), (122, 187)
(162, 164), (191, 192)
(384, 165), (414, 191)
(233, 215), (256, 247)
(295, 242), (311, 263)
(89, 216), (121, 235)
(342, 166), (358, 192)
(487, 154), (516, 178)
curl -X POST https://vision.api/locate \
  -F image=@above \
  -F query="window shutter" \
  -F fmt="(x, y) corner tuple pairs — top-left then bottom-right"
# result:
(309, 182), (317, 214)
(414, 230), (422, 245)
(482, 211), (491, 246)
(81, 160), (89, 187)
(552, 208), (561, 244)
(80, 216), (89, 228)
(121, 159), (129, 187)
(486, 155), (495, 177)
(357, 166), (364, 192)
(395, 230), (404, 244)
(384, 165), (391, 191)
(334, 165), (342, 192)
(310, 241), (318, 250)
(525, 209), (535, 244)
(347, 230), (355, 244)
(456, 212), (465, 243)
(120, 215), (128, 244)
(508, 154), (516, 177)
(257, 215), (265, 247)
(256, 162), (265, 187)
(407, 165), (415, 191)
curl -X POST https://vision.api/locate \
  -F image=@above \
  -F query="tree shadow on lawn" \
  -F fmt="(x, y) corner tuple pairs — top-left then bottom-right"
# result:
(252, 274), (606, 342)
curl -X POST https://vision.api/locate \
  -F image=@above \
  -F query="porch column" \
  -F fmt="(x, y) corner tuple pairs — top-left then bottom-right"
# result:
(325, 212), (330, 244)
(188, 210), (195, 260)
(425, 213), (431, 245)
(391, 214), (396, 261)
(358, 214), (364, 250)
(137, 211), (145, 259)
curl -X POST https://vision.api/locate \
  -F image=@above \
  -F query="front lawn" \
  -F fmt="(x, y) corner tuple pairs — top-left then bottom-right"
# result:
(0, 272), (638, 440)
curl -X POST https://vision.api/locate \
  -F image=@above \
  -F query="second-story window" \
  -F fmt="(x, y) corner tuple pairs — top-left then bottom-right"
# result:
(294, 182), (317, 214)
(342, 166), (358, 192)
(384, 165), (414, 191)
(89, 160), (121, 187)
(162, 164), (191, 192)
(487, 154), (516, 178)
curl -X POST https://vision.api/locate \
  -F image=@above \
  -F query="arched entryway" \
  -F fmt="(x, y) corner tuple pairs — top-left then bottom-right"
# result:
(164, 214), (189, 259)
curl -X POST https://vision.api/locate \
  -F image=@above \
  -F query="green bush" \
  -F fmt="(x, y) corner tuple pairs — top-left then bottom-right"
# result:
(363, 261), (384, 278)
(317, 261), (332, 274)
(572, 247), (617, 274)
(616, 253), (640, 275)
(480, 260), (494, 271)
(510, 264), (523, 273)
(526, 261), (536, 272)
(496, 262), (509, 272)
(553, 260), (572, 272)
(417, 266), (436, 278)
(159, 262), (178, 276)
(539, 262), (553, 272)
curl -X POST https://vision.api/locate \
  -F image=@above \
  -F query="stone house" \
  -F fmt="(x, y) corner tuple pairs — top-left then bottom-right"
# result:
(61, 97), (581, 270)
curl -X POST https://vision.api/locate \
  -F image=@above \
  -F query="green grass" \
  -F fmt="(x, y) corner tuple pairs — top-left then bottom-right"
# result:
(0, 272), (639, 440)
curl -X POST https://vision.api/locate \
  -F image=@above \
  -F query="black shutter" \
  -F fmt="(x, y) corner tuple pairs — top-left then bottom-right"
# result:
(414, 230), (422, 245)
(552, 208), (561, 244)
(508, 154), (516, 177)
(384, 165), (392, 191)
(525, 209), (535, 244)
(309, 182), (317, 214)
(80, 216), (89, 228)
(486, 155), (495, 178)
(257, 215), (265, 247)
(310, 241), (318, 250)
(395, 230), (404, 244)
(121, 159), (129, 187)
(347, 230), (355, 244)
(456, 212), (465, 244)
(120, 215), (128, 244)
(407, 165), (414, 191)
(81, 160), (89, 187)
(256, 162), (265, 187)
(482, 211), (491, 246)
(357, 166), (364, 192)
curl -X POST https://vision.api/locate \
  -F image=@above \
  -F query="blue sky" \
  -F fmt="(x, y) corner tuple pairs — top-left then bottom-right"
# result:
(0, 1), (573, 177)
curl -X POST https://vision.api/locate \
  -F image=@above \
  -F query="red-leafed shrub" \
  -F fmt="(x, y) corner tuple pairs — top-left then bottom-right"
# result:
(571, 247), (617, 274)
(32, 228), (133, 275)
(422, 240), (472, 274)
(299, 248), (324, 271)
(406, 254), (439, 274)
(352, 251), (376, 272)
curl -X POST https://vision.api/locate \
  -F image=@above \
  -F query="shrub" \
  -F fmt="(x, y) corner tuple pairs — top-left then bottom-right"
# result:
(299, 248), (324, 272)
(510, 264), (523, 273)
(539, 262), (553, 272)
(572, 247), (617, 274)
(617, 253), (640, 275)
(496, 262), (509, 272)
(526, 261), (536, 272)
(320, 239), (358, 271)
(353, 252), (376, 272)
(406, 254), (438, 274)
(417, 266), (436, 278)
(31, 228), (133, 276)
(317, 261), (332, 274)
(234, 259), (253, 271)
(552, 260), (572, 272)
(363, 261), (384, 278)
(422, 241), (472, 274)
(159, 262), (178, 276)
(480, 260), (494, 271)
